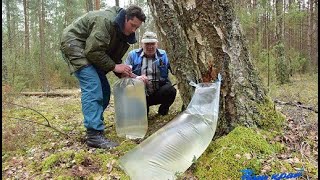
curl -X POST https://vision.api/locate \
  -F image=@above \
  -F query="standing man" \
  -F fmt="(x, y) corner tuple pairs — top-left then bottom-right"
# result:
(125, 31), (177, 116)
(60, 5), (146, 149)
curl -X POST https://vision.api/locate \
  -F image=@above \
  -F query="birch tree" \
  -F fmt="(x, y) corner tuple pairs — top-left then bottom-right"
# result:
(148, 0), (284, 137)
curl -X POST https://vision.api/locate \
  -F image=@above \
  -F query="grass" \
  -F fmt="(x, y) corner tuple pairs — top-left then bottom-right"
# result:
(267, 73), (318, 107)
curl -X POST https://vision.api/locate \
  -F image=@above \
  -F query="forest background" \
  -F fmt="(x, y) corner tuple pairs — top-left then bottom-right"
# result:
(2, 0), (318, 90)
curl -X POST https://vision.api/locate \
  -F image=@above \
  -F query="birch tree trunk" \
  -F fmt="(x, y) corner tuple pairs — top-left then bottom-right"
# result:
(148, 0), (282, 136)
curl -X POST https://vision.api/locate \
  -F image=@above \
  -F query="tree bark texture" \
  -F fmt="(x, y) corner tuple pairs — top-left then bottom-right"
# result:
(5, 0), (12, 51)
(275, 0), (289, 84)
(23, 0), (30, 58)
(65, 0), (74, 25)
(39, 0), (48, 92)
(95, 0), (100, 10)
(307, 0), (316, 69)
(3, 0), (10, 82)
(86, 0), (94, 12)
(148, 0), (268, 136)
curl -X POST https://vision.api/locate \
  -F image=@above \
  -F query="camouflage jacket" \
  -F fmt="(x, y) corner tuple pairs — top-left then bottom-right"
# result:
(60, 6), (137, 74)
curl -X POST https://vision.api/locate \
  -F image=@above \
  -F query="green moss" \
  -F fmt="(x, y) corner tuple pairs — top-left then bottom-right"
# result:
(95, 153), (116, 169)
(269, 160), (295, 174)
(85, 153), (130, 179)
(114, 141), (137, 154)
(41, 150), (74, 171)
(56, 175), (74, 180)
(256, 97), (286, 131)
(41, 153), (60, 171)
(303, 162), (318, 177)
(61, 104), (81, 112)
(194, 126), (280, 179)
(74, 150), (86, 165)
(118, 174), (130, 180)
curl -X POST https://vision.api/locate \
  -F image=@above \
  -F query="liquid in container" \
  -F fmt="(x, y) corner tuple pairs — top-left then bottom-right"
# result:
(113, 78), (148, 139)
(119, 75), (221, 179)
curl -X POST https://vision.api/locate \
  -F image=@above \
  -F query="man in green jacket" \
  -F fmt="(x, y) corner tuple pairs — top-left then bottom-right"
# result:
(60, 5), (146, 149)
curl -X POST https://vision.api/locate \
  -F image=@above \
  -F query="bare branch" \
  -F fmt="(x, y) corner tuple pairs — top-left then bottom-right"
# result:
(3, 101), (52, 126)
(5, 116), (70, 138)
(3, 101), (73, 139)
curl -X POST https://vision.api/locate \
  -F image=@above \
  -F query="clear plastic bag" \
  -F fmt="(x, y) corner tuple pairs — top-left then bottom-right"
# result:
(119, 75), (222, 179)
(113, 78), (148, 139)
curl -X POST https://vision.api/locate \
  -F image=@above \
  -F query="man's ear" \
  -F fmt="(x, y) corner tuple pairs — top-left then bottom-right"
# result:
(125, 15), (128, 22)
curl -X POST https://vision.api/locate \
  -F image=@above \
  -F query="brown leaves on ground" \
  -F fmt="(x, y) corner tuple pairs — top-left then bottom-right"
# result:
(260, 104), (318, 177)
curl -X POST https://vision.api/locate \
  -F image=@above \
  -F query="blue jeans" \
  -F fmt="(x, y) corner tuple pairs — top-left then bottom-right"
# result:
(74, 65), (110, 131)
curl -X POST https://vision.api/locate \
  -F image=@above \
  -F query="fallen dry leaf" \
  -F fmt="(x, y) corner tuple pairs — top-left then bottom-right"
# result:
(244, 153), (252, 160)
(235, 154), (241, 159)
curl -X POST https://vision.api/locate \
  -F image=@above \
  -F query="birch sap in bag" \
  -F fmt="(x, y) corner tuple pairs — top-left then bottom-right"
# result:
(119, 75), (222, 180)
(113, 78), (148, 139)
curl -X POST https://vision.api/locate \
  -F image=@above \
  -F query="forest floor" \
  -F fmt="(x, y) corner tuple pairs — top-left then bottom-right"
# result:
(2, 74), (318, 179)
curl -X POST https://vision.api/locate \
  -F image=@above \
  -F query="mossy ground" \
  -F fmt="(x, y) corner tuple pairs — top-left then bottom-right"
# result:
(194, 126), (282, 179)
(2, 74), (318, 179)
(256, 96), (286, 131)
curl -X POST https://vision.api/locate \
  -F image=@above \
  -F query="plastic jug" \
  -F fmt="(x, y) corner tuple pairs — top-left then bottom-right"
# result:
(113, 78), (148, 139)
(119, 75), (222, 180)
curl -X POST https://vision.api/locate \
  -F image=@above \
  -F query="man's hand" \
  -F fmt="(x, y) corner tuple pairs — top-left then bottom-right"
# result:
(113, 64), (132, 77)
(120, 72), (136, 78)
(136, 75), (149, 84)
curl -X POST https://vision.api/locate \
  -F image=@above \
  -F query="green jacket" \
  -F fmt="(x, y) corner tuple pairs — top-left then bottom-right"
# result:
(60, 6), (137, 74)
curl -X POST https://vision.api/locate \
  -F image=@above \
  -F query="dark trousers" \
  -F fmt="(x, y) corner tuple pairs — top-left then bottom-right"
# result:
(146, 83), (177, 115)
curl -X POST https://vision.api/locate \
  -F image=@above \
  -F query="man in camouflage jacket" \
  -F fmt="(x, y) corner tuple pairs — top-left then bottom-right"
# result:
(60, 5), (146, 149)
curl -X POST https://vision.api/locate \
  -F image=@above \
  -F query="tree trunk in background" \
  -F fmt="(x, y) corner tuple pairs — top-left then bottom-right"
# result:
(23, 0), (30, 59)
(134, 0), (146, 49)
(275, 0), (289, 84)
(287, 0), (293, 76)
(95, 0), (100, 10)
(262, 0), (271, 87)
(39, 0), (48, 92)
(3, 0), (10, 82)
(5, 0), (12, 52)
(148, 0), (273, 136)
(65, 0), (73, 25)
(2, 28), (8, 83)
(272, 0), (277, 45)
(262, 1), (267, 49)
(298, 0), (302, 53)
(252, 0), (258, 44)
(307, 0), (316, 70)
(115, 0), (119, 6)
(5, 0), (16, 86)
(86, 0), (93, 12)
